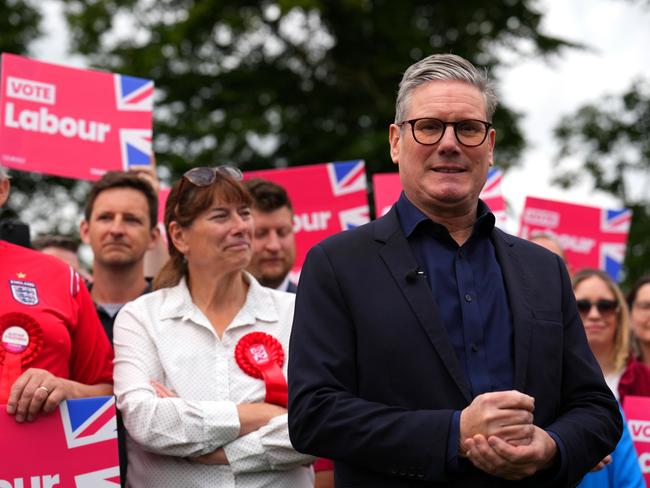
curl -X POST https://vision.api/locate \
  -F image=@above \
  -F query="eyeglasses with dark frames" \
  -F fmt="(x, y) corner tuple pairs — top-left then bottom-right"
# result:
(576, 299), (619, 317)
(399, 118), (492, 147)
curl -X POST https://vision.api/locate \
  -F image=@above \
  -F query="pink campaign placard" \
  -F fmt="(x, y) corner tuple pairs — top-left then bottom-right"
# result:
(623, 395), (650, 484)
(519, 196), (631, 281)
(372, 167), (508, 227)
(0, 396), (120, 487)
(245, 160), (369, 281)
(0, 53), (153, 180)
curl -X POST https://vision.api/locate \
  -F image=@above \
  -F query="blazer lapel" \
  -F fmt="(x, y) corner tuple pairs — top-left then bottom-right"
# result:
(491, 229), (534, 392)
(375, 209), (472, 402)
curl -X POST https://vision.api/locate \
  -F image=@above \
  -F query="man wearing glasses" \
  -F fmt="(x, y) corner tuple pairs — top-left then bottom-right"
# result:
(288, 54), (621, 486)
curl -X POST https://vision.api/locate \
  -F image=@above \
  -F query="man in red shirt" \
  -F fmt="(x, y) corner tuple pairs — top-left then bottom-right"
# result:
(0, 165), (113, 423)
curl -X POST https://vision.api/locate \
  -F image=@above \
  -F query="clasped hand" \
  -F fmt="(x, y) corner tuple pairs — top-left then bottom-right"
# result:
(459, 390), (557, 480)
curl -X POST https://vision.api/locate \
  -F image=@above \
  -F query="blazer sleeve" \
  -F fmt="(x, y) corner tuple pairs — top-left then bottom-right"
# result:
(288, 244), (455, 482)
(541, 256), (623, 485)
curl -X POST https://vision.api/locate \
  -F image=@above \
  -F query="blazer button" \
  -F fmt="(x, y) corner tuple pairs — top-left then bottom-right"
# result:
(464, 294), (472, 302)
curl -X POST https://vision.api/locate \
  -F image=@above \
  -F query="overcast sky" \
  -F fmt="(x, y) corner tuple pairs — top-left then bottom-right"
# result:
(498, 0), (650, 232)
(31, 0), (650, 233)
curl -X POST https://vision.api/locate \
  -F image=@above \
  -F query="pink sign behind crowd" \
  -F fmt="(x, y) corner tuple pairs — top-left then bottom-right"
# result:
(623, 395), (650, 484)
(245, 160), (369, 281)
(0, 53), (153, 180)
(519, 196), (631, 281)
(0, 396), (120, 487)
(372, 167), (508, 227)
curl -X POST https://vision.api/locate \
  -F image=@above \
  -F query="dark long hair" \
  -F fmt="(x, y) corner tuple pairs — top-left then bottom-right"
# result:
(153, 171), (252, 290)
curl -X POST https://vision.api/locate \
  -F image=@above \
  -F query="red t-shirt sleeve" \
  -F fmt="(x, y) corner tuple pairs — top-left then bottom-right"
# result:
(314, 457), (334, 472)
(68, 271), (114, 385)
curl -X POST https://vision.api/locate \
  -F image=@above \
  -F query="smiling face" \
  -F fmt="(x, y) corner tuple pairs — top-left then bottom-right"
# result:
(574, 275), (619, 353)
(170, 196), (254, 275)
(389, 80), (495, 218)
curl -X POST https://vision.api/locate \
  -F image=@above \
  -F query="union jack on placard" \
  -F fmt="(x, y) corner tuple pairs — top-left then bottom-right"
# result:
(601, 208), (632, 234)
(479, 167), (503, 200)
(338, 205), (370, 230)
(119, 128), (152, 169)
(600, 243), (627, 283)
(75, 466), (121, 487)
(60, 396), (117, 449)
(327, 160), (367, 196)
(114, 74), (154, 112)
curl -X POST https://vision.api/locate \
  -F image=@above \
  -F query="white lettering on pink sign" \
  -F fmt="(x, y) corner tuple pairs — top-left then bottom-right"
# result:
(522, 208), (560, 228)
(4, 102), (111, 143)
(0, 474), (60, 488)
(6, 77), (56, 105)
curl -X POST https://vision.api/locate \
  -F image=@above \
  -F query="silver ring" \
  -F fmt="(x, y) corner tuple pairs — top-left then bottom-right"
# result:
(36, 386), (50, 395)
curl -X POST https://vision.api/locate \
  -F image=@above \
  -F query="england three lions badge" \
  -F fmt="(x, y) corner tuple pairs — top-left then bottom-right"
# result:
(9, 280), (39, 306)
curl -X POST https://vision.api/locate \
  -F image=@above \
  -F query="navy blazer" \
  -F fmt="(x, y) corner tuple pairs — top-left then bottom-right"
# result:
(288, 207), (621, 487)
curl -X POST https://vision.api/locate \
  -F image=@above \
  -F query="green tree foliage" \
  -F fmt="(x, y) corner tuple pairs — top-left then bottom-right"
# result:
(554, 80), (650, 287)
(0, 0), (41, 55)
(59, 0), (574, 179)
(0, 0), (60, 229)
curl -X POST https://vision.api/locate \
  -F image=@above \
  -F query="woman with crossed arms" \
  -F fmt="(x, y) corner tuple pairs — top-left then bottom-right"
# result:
(113, 166), (313, 487)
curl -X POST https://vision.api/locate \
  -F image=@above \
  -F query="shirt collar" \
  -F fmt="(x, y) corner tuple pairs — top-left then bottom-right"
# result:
(158, 271), (280, 327)
(275, 275), (291, 292)
(395, 191), (495, 239)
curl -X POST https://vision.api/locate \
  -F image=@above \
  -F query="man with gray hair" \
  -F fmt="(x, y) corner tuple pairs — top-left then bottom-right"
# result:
(288, 54), (621, 486)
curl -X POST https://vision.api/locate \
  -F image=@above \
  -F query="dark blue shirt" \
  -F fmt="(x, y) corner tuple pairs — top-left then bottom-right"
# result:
(395, 193), (566, 479)
(395, 192), (514, 396)
(395, 192), (514, 470)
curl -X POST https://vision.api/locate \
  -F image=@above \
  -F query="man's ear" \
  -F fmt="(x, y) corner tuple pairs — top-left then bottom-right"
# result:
(79, 220), (91, 244)
(389, 124), (401, 166)
(148, 224), (161, 250)
(487, 127), (496, 166)
(0, 177), (10, 208)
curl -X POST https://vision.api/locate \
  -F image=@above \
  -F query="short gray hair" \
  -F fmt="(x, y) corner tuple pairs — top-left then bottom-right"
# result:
(395, 54), (497, 124)
(0, 165), (8, 180)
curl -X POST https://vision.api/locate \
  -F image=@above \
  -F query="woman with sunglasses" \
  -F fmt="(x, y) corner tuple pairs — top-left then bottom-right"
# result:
(573, 268), (647, 488)
(573, 268), (650, 402)
(112, 166), (314, 487)
(628, 274), (650, 368)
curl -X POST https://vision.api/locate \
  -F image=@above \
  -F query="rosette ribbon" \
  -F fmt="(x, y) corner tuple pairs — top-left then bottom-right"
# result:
(235, 332), (287, 407)
(0, 312), (43, 404)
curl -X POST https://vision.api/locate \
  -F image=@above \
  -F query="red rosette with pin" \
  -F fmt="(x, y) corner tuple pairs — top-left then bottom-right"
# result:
(235, 332), (287, 407)
(0, 312), (43, 404)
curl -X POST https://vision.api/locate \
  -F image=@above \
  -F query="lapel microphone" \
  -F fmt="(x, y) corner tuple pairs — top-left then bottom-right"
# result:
(405, 267), (426, 282)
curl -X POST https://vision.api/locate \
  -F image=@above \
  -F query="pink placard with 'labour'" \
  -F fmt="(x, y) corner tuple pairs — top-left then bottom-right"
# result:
(245, 160), (370, 281)
(0, 396), (120, 487)
(519, 196), (631, 281)
(0, 53), (153, 180)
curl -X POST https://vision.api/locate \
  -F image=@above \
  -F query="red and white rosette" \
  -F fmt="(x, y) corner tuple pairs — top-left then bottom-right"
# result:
(235, 332), (287, 407)
(0, 312), (43, 404)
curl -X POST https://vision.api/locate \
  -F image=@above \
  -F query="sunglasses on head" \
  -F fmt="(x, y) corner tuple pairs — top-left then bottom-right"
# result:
(182, 166), (243, 187)
(576, 299), (618, 316)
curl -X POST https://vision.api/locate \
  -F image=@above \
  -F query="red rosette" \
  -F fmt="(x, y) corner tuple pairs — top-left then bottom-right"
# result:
(0, 312), (44, 404)
(235, 332), (287, 407)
